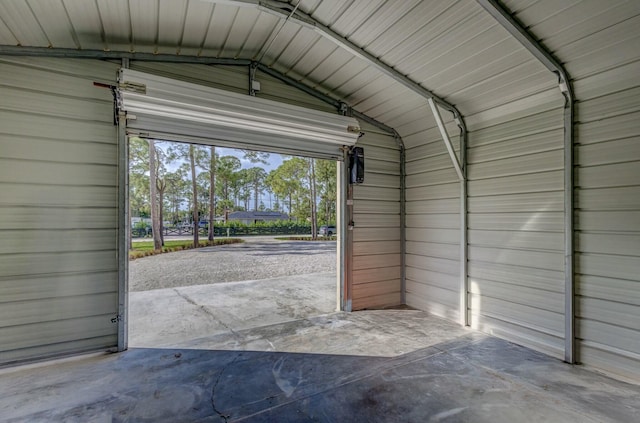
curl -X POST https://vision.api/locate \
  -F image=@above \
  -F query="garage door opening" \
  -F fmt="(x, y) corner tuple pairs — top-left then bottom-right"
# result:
(126, 137), (342, 348)
(116, 68), (365, 350)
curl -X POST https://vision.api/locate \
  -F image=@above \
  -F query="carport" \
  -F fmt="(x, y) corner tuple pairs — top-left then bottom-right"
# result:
(0, 0), (639, 420)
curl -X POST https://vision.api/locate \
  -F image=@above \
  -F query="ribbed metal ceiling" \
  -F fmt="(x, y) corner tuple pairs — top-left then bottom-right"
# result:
(0, 0), (635, 142)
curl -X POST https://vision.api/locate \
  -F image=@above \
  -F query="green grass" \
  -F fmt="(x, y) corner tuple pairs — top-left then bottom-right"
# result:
(129, 238), (243, 260)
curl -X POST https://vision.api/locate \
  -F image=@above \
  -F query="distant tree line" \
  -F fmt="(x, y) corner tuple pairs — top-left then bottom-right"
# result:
(129, 138), (337, 249)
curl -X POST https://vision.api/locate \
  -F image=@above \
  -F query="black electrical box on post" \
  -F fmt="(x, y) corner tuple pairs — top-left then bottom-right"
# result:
(349, 146), (364, 184)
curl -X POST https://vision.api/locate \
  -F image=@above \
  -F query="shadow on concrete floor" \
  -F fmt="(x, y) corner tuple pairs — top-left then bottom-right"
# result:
(1, 312), (639, 422)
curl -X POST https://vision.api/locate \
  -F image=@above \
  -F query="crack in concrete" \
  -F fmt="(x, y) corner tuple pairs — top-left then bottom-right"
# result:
(210, 353), (242, 422)
(172, 288), (242, 340)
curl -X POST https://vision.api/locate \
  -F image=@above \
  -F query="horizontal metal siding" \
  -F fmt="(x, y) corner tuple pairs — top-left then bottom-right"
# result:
(351, 124), (401, 310)
(466, 92), (566, 359)
(506, 0), (640, 383)
(0, 57), (119, 365)
(571, 35), (640, 381)
(404, 118), (461, 321)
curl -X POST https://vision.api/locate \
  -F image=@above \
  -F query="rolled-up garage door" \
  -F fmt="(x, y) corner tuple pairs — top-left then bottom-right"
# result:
(118, 69), (360, 160)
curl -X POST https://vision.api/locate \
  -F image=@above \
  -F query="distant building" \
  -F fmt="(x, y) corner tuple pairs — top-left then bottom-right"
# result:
(215, 211), (289, 224)
(130, 217), (151, 227)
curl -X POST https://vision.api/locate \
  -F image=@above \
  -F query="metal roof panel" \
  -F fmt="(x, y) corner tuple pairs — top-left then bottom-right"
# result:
(61, 0), (105, 50)
(347, 0), (422, 47)
(128, 0), (159, 53)
(363, 0), (456, 56)
(219, 7), (264, 58)
(0, 17), (18, 45)
(26, 0), (77, 48)
(0, 0), (49, 47)
(96, 0), (132, 52)
(178, 0), (216, 56)
(155, 0), (188, 54)
(240, 12), (280, 59)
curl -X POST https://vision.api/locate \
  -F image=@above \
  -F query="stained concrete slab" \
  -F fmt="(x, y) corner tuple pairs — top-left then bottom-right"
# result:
(1, 311), (639, 422)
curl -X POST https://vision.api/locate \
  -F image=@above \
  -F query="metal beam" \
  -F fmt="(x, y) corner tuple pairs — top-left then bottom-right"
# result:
(428, 98), (464, 181)
(255, 62), (341, 109)
(399, 141), (407, 306)
(476, 0), (575, 364)
(428, 96), (467, 323)
(476, 0), (572, 90)
(0, 45), (251, 65)
(116, 60), (129, 352)
(459, 127), (469, 327)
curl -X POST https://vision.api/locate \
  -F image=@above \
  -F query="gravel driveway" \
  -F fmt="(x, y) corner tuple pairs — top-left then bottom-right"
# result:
(129, 236), (337, 291)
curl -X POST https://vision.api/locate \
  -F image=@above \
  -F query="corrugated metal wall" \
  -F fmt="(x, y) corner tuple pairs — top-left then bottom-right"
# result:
(129, 62), (402, 311)
(393, 0), (570, 358)
(352, 125), (401, 310)
(404, 115), (461, 321)
(466, 87), (566, 359)
(488, 0), (640, 384)
(0, 57), (120, 364)
(1, 0), (636, 382)
(549, 3), (640, 382)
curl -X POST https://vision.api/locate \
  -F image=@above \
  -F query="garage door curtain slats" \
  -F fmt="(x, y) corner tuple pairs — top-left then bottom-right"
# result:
(118, 69), (360, 160)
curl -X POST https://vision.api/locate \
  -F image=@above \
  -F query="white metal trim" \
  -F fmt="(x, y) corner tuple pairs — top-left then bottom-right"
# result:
(428, 98), (464, 181)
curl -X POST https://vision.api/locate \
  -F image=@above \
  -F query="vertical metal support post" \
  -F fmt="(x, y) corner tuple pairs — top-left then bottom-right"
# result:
(337, 159), (346, 311)
(346, 179), (354, 312)
(338, 149), (352, 311)
(459, 127), (469, 326)
(564, 93), (575, 363)
(399, 141), (407, 305)
(476, 0), (575, 363)
(117, 115), (128, 351)
(117, 59), (129, 352)
(428, 95), (468, 324)
(116, 117), (128, 347)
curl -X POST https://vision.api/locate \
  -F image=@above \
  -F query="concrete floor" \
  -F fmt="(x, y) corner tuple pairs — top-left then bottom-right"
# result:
(1, 311), (639, 422)
(129, 272), (337, 347)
